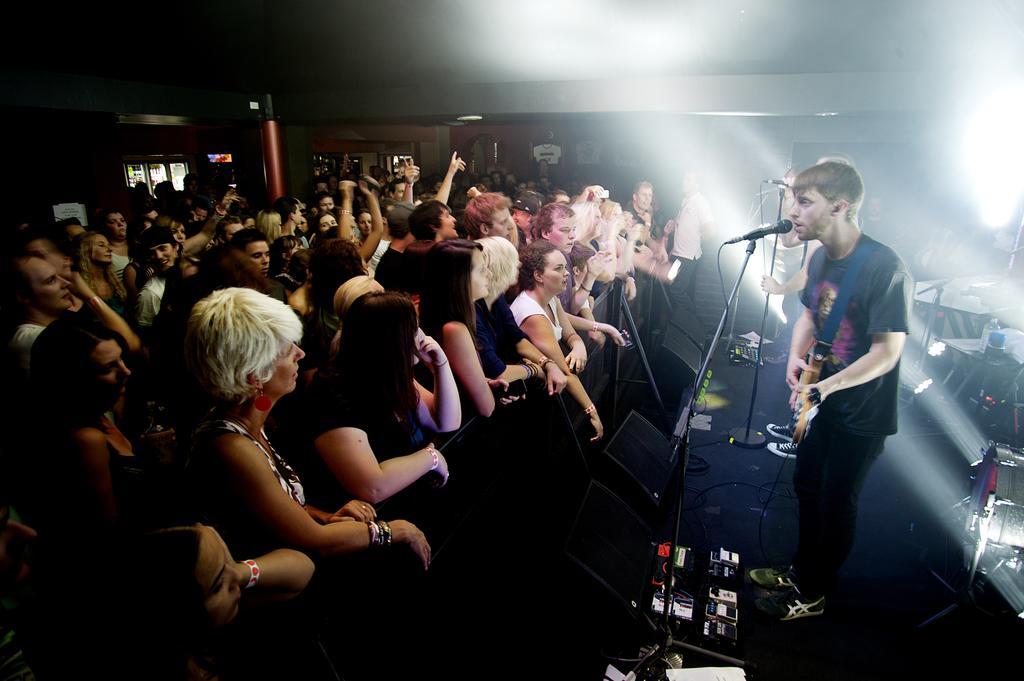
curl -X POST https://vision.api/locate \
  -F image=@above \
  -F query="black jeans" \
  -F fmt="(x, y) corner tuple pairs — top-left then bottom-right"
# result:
(792, 418), (886, 598)
(668, 256), (699, 315)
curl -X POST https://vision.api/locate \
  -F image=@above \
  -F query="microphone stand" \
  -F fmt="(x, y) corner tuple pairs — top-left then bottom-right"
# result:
(729, 184), (786, 448)
(627, 240), (757, 678)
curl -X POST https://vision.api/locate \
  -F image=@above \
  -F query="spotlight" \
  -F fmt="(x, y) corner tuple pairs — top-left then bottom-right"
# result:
(964, 83), (1024, 227)
(456, 114), (483, 122)
(914, 378), (933, 395)
(928, 341), (947, 357)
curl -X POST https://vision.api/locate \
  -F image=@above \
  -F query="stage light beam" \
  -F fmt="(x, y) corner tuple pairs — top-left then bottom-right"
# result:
(964, 83), (1024, 228)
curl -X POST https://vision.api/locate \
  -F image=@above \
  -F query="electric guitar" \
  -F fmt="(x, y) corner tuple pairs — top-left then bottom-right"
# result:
(791, 341), (829, 444)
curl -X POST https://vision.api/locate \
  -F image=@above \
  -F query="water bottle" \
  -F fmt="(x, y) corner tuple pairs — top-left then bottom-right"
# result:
(980, 318), (999, 351)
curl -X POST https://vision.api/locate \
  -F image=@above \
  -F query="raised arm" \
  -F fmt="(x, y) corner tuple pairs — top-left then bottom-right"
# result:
(339, 181), (357, 240)
(435, 152), (466, 206)
(357, 180), (385, 263)
(402, 160), (419, 203)
(413, 331), (461, 432)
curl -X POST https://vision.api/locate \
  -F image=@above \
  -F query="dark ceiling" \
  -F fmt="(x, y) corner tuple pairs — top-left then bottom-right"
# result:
(7, 0), (1023, 97)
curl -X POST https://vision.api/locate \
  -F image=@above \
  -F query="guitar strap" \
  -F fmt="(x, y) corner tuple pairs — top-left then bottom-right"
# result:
(811, 237), (879, 361)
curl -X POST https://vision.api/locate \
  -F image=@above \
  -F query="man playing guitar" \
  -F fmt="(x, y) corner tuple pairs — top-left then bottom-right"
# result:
(749, 161), (912, 620)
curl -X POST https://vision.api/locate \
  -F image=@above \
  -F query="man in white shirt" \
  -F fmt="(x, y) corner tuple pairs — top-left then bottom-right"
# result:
(664, 172), (715, 311)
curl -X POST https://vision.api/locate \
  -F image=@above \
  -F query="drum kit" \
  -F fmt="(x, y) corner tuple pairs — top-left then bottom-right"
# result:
(920, 442), (1024, 626)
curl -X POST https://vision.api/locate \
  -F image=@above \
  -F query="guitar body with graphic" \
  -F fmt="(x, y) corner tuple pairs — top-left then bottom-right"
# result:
(791, 342), (829, 444)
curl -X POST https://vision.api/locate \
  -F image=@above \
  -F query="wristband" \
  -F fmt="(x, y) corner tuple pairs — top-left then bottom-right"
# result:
(87, 295), (102, 309)
(427, 445), (439, 471)
(242, 559), (260, 589)
(591, 321), (600, 333)
(537, 355), (554, 370)
(340, 209), (353, 215)
(377, 520), (392, 547)
(522, 363), (534, 380)
(581, 285), (592, 293)
(368, 521), (380, 546)
(584, 404), (597, 415)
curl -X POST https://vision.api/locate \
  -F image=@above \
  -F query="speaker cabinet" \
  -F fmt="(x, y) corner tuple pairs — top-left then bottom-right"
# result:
(565, 480), (655, 616)
(603, 410), (677, 509)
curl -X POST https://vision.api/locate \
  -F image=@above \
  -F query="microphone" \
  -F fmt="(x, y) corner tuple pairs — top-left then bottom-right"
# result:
(724, 219), (793, 244)
(763, 179), (790, 187)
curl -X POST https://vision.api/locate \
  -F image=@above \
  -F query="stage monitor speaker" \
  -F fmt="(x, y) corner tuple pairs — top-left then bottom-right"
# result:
(655, 321), (702, 406)
(662, 322), (702, 376)
(604, 410), (677, 508)
(669, 307), (706, 353)
(565, 480), (655, 617)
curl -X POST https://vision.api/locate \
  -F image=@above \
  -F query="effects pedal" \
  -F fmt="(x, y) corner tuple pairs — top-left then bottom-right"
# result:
(708, 548), (740, 584)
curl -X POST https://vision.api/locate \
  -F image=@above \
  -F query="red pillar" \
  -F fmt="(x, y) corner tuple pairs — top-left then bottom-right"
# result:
(260, 119), (286, 204)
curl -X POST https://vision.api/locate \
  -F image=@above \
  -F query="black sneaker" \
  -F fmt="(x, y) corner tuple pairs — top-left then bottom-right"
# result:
(766, 422), (793, 442)
(748, 567), (797, 590)
(767, 441), (798, 459)
(755, 587), (825, 621)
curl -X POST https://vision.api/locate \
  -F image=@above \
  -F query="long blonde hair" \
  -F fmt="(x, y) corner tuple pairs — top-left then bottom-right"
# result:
(256, 210), (282, 244)
(76, 231), (127, 301)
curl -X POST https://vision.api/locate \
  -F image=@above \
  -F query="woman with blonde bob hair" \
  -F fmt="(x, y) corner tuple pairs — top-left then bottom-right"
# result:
(185, 287), (431, 567)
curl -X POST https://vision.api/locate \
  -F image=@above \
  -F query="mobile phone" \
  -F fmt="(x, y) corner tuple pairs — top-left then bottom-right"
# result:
(596, 188), (609, 199)
(667, 260), (681, 282)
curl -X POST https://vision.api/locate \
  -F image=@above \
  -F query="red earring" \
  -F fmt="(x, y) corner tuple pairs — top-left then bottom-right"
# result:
(253, 388), (271, 412)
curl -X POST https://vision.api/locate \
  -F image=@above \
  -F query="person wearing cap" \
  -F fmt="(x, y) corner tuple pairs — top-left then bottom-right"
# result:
(135, 226), (179, 330)
(511, 190), (544, 245)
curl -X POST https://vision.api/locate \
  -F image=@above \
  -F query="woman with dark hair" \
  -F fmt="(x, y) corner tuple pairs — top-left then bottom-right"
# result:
(310, 291), (460, 505)
(298, 239), (366, 374)
(269, 234), (301, 280)
(419, 239), (509, 417)
(408, 200), (459, 242)
(511, 240), (604, 442)
(27, 317), (138, 530)
(111, 524), (315, 681)
(134, 226), (180, 332)
(75, 231), (127, 317)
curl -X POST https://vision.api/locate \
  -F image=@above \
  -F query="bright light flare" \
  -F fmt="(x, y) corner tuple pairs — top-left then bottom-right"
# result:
(914, 378), (933, 395)
(928, 341), (946, 357)
(965, 83), (1024, 227)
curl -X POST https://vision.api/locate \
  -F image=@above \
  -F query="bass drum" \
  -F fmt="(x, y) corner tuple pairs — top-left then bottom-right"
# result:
(968, 443), (1024, 548)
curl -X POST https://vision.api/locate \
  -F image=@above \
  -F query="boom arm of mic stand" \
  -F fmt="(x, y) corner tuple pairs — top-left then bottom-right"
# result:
(659, 239), (759, 663)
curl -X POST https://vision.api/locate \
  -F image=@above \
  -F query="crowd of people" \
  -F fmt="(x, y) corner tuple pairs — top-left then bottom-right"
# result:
(0, 155), (691, 679)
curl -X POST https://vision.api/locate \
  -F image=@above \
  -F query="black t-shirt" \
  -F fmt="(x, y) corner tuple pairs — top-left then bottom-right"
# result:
(374, 247), (406, 292)
(800, 235), (911, 436)
(301, 373), (427, 508)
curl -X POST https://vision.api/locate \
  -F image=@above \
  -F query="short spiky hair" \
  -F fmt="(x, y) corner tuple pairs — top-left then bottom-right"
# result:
(530, 202), (575, 242)
(792, 161), (865, 221)
(185, 287), (302, 404)
(462, 192), (511, 240)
